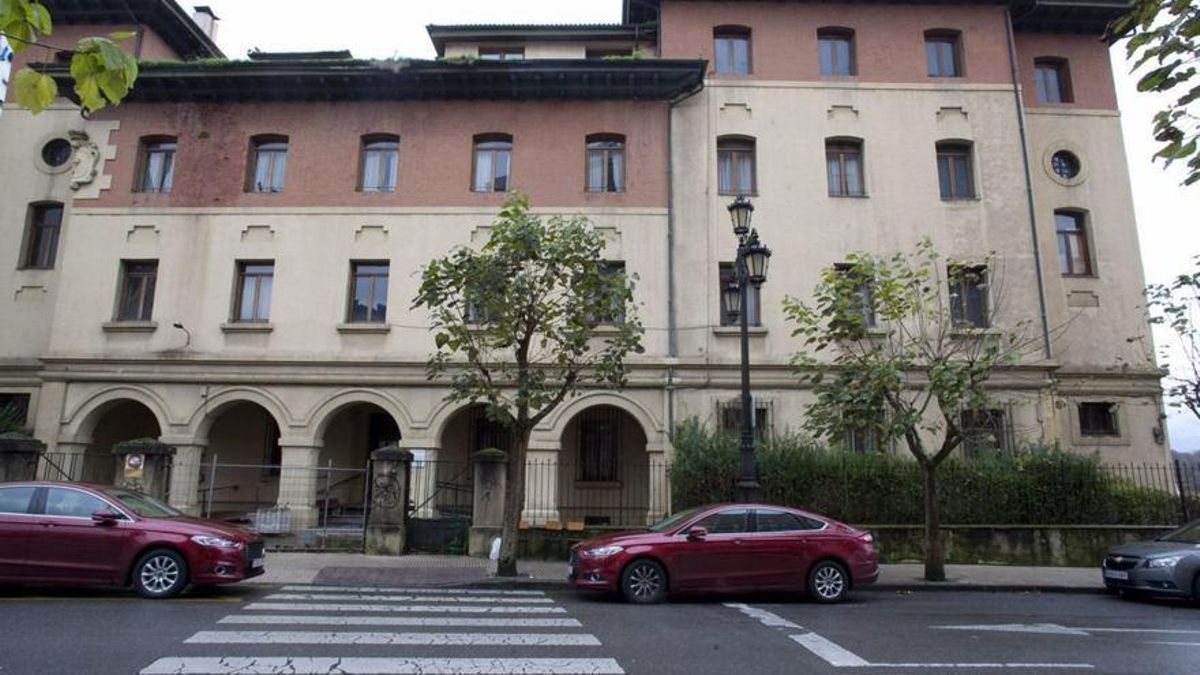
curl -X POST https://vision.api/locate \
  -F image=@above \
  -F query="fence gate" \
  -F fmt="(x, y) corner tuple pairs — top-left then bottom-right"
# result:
(407, 458), (474, 553)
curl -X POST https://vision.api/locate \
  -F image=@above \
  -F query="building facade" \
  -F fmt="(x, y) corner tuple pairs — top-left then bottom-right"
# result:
(0, 0), (1168, 533)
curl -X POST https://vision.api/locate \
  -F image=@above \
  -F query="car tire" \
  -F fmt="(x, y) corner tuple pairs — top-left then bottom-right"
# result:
(807, 560), (850, 604)
(132, 549), (189, 599)
(620, 559), (667, 604)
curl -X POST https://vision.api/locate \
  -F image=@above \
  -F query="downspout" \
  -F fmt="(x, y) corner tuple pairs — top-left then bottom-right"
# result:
(1004, 6), (1053, 360)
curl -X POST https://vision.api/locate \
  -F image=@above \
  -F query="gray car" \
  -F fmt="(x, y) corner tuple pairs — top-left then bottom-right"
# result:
(1102, 519), (1200, 601)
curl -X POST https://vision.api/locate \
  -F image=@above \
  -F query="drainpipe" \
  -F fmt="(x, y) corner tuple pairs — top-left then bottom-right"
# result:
(1004, 6), (1053, 361)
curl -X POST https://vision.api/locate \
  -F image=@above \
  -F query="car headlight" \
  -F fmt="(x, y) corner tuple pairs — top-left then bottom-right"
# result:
(582, 545), (624, 559)
(191, 534), (242, 549)
(1145, 555), (1184, 569)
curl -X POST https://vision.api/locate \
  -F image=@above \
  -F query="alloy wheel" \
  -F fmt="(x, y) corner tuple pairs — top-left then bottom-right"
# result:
(140, 555), (181, 595)
(809, 562), (847, 602)
(623, 561), (665, 603)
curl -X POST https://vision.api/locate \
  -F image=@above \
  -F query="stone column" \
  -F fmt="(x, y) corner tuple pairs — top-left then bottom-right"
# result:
(276, 443), (321, 531)
(365, 445), (413, 556)
(645, 443), (668, 525)
(469, 449), (507, 557)
(407, 446), (438, 518)
(164, 442), (206, 515)
(522, 448), (560, 526)
(0, 433), (47, 482)
(112, 438), (175, 500)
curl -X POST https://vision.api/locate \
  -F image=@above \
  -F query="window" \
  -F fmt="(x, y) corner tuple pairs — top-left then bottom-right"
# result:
(1055, 211), (1092, 276)
(586, 48), (632, 59)
(1051, 150), (1081, 180)
(348, 261), (389, 323)
(233, 261), (274, 323)
(20, 202), (63, 269)
(136, 136), (176, 193)
(936, 141), (975, 200)
(248, 135), (288, 193)
(359, 134), (399, 192)
(0, 393), (31, 429)
(578, 406), (621, 482)
(1079, 402), (1119, 436)
(719, 399), (772, 441)
(40, 138), (72, 167)
(586, 134), (625, 193)
(818, 28), (855, 76)
(844, 425), (881, 454)
(961, 408), (1010, 458)
(756, 509), (823, 532)
(0, 486), (35, 515)
(833, 263), (876, 331)
(925, 30), (962, 77)
(695, 507), (750, 534)
(479, 47), (524, 61)
(1034, 58), (1073, 104)
(44, 488), (110, 518)
(473, 134), (512, 192)
(717, 136), (756, 195)
(593, 262), (627, 323)
(116, 260), (158, 322)
(826, 139), (865, 197)
(719, 262), (761, 326)
(948, 264), (988, 328)
(713, 26), (751, 75)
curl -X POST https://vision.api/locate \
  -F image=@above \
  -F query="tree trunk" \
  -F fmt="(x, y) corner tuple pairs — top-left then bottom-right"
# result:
(921, 461), (945, 582)
(496, 429), (529, 577)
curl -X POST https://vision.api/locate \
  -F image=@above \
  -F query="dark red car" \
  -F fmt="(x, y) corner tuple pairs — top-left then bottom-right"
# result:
(0, 481), (265, 598)
(569, 503), (878, 603)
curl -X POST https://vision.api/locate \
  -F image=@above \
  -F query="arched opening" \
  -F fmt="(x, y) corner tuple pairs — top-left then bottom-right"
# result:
(76, 399), (162, 483)
(557, 404), (648, 527)
(432, 404), (510, 518)
(200, 401), (282, 521)
(319, 402), (401, 523)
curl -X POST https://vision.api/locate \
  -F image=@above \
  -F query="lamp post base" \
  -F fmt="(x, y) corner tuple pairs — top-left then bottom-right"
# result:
(736, 479), (761, 504)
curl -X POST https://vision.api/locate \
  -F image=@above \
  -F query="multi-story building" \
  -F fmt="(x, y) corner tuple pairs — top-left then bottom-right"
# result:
(0, 0), (1167, 532)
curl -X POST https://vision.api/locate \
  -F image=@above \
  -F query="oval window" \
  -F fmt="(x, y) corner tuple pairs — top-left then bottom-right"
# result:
(41, 138), (73, 168)
(1051, 151), (1080, 180)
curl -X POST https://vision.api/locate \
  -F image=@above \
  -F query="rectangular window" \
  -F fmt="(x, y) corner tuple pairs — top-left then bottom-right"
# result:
(116, 260), (158, 322)
(925, 33), (961, 77)
(20, 202), (63, 269)
(961, 408), (1009, 458)
(720, 262), (761, 327)
(949, 265), (988, 329)
(249, 137), (288, 193)
(349, 261), (389, 323)
(1055, 211), (1092, 276)
(586, 137), (625, 193)
(844, 425), (881, 454)
(473, 138), (512, 192)
(818, 30), (855, 76)
(592, 262), (627, 324)
(717, 139), (755, 195)
(360, 136), (399, 192)
(714, 28), (751, 75)
(719, 399), (772, 442)
(1035, 59), (1073, 104)
(137, 138), (176, 193)
(0, 393), (31, 429)
(936, 143), (975, 199)
(1079, 402), (1119, 437)
(833, 264), (876, 330)
(826, 140), (865, 197)
(479, 47), (524, 61)
(234, 261), (274, 323)
(578, 407), (620, 482)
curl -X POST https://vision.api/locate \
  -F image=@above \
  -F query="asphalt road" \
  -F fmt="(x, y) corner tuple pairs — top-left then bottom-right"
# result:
(0, 583), (1196, 674)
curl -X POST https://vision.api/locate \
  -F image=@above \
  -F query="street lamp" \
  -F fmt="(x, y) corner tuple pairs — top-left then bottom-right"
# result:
(724, 196), (771, 504)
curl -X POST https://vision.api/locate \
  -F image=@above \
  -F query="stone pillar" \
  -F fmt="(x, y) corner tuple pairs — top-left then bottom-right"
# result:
(522, 449), (560, 526)
(365, 445), (413, 556)
(646, 444), (668, 525)
(276, 443), (321, 531)
(111, 438), (175, 500)
(408, 447), (438, 518)
(164, 442), (206, 515)
(469, 449), (507, 557)
(0, 433), (47, 482)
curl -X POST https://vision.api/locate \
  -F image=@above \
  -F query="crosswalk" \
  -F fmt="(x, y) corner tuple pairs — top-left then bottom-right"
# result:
(140, 584), (624, 675)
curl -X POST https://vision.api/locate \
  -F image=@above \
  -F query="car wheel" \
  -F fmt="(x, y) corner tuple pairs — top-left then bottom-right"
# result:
(132, 549), (188, 599)
(620, 559), (667, 604)
(807, 560), (850, 604)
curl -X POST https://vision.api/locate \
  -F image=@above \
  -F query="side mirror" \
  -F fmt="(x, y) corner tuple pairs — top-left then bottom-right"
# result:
(687, 526), (708, 541)
(92, 510), (119, 525)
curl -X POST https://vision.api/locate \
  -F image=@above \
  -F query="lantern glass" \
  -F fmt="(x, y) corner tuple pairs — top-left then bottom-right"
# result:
(744, 240), (772, 286)
(721, 281), (742, 321)
(728, 196), (754, 235)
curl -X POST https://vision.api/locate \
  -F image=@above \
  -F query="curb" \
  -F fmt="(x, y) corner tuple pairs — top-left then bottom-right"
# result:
(447, 578), (1106, 595)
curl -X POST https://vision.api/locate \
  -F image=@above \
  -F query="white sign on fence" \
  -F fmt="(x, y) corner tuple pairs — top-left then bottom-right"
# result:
(0, 36), (13, 112)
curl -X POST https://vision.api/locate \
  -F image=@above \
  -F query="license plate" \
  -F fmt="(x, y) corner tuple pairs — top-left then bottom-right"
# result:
(1103, 569), (1128, 580)
(251, 558), (265, 569)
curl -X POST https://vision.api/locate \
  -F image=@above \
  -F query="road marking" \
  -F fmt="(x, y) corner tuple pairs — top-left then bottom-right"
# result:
(219, 615), (582, 628)
(184, 630), (602, 646)
(790, 633), (870, 667)
(724, 602), (803, 629)
(1149, 642), (1200, 647)
(141, 657), (625, 674)
(245, 602), (567, 614)
(280, 585), (545, 596)
(266, 592), (555, 603)
(1086, 628), (1200, 635)
(934, 623), (1091, 636)
(867, 664), (1094, 669)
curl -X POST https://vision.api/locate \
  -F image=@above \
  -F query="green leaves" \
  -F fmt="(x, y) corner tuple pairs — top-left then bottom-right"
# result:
(11, 68), (57, 112)
(70, 36), (140, 113)
(1, 0), (52, 50)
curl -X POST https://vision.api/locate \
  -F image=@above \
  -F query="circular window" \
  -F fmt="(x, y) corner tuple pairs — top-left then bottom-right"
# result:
(1050, 151), (1080, 180)
(41, 138), (73, 168)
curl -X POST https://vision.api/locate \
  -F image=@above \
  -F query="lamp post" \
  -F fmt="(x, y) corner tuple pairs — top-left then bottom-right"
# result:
(721, 196), (772, 504)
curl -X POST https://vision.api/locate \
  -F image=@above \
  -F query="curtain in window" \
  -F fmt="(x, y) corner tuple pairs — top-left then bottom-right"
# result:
(587, 151), (604, 192)
(493, 150), (510, 191)
(608, 151), (623, 191)
(844, 152), (862, 195)
(718, 151), (734, 193)
(474, 151), (493, 192)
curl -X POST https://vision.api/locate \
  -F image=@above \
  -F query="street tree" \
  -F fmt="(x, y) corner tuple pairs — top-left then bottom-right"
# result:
(1146, 256), (1200, 420)
(414, 193), (643, 576)
(784, 239), (1028, 581)
(2, 0), (139, 113)
(1110, 0), (1200, 186)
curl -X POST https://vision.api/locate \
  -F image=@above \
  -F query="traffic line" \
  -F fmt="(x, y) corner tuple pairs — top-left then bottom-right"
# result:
(244, 602), (567, 614)
(866, 664), (1094, 669)
(280, 585), (545, 596)
(935, 623), (1200, 637)
(140, 657), (625, 674)
(265, 592), (555, 604)
(219, 614), (583, 628)
(1149, 642), (1200, 647)
(184, 630), (602, 646)
(789, 633), (869, 667)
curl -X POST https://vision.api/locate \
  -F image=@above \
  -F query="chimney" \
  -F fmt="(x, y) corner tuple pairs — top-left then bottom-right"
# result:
(192, 6), (219, 41)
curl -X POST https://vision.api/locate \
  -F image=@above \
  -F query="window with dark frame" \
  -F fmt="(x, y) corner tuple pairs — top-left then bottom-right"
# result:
(359, 134), (399, 192)
(719, 262), (762, 327)
(818, 27), (856, 76)
(925, 30), (962, 77)
(717, 137), (756, 195)
(756, 509), (822, 532)
(589, 261), (627, 324)
(136, 136), (176, 193)
(20, 202), (63, 269)
(718, 399), (772, 441)
(1034, 58), (1073, 104)
(248, 135), (288, 193)
(949, 264), (989, 329)
(844, 425), (881, 454)
(936, 141), (975, 199)
(1051, 151), (1081, 180)
(578, 406), (621, 483)
(479, 47), (524, 61)
(713, 26), (751, 75)
(1079, 402), (1119, 436)
(0, 393), (31, 429)
(116, 260), (158, 322)
(586, 134), (625, 193)
(833, 263), (876, 331)
(233, 261), (274, 323)
(348, 261), (389, 324)
(826, 139), (865, 197)
(695, 507), (749, 534)
(960, 408), (1010, 458)
(472, 134), (512, 192)
(1055, 210), (1092, 276)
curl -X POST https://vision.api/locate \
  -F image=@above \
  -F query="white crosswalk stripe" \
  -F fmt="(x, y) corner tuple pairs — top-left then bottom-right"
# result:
(141, 583), (622, 675)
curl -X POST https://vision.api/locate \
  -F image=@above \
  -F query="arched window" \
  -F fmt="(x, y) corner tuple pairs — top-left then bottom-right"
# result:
(247, 134), (288, 193)
(1034, 57), (1073, 104)
(1055, 209), (1092, 276)
(717, 135), (756, 195)
(817, 27), (856, 76)
(136, 136), (177, 193)
(472, 133), (513, 192)
(20, 201), (63, 269)
(825, 137), (865, 197)
(586, 133), (625, 193)
(924, 29), (962, 77)
(359, 134), (399, 192)
(713, 25), (752, 75)
(935, 140), (975, 199)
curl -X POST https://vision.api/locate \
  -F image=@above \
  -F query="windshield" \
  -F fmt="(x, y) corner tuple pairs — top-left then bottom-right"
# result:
(647, 506), (709, 533)
(106, 488), (182, 518)
(1160, 520), (1200, 544)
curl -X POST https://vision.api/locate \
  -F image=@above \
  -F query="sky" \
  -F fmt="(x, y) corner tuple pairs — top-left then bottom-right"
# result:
(201, 1), (1196, 451)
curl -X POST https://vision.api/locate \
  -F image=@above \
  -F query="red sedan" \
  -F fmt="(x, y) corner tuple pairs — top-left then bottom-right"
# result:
(0, 481), (265, 598)
(569, 503), (878, 603)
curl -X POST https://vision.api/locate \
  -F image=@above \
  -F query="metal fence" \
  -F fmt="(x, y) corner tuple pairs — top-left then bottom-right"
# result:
(38, 452), (118, 485)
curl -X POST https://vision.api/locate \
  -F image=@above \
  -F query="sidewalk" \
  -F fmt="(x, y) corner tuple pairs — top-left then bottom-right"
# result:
(249, 552), (1105, 593)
